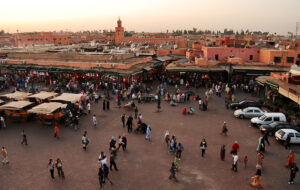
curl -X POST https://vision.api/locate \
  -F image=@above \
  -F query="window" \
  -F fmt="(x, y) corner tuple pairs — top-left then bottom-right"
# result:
(287, 57), (294, 63)
(298, 54), (300, 59)
(246, 110), (253, 113)
(254, 110), (260, 113)
(274, 57), (281, 63)
(288, 133), (295, 137)
(215, 54), (219, 60)
(295, 133), (300, 138)
(274, 117), (280, 121)
(249, 55), (253, 60)
(265, 117), (272, 121)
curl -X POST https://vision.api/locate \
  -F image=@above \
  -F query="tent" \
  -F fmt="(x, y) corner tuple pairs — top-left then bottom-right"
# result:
(0, 91), (31, 101)
(28, 102), (67, 114)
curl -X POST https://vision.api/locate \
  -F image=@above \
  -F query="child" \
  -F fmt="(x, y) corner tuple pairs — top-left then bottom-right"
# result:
(243, 156), (248, 168)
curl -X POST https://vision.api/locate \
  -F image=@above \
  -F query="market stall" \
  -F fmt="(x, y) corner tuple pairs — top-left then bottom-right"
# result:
(28, 102), (67, 125)
(0, 101), (35, 122)
(27, 91), (58, 103)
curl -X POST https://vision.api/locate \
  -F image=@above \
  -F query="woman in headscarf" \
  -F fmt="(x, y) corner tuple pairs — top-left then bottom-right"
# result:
(146, 125), (151, 141)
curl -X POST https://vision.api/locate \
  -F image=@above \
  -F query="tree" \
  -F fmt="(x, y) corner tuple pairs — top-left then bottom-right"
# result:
(192, 28), (197, 34)
(0, 30), (5, 35)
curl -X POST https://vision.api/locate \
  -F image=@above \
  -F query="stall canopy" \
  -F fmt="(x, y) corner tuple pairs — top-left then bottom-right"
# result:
(51, 93), (82, 103)
(28, 91), (58, 101)
(28, 102), (67, 114)
(0, 101), (35, 111)
(0, 91), (31, 101)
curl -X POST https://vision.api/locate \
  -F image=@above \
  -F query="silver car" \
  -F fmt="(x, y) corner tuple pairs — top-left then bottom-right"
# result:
(234, 107), (266, 119)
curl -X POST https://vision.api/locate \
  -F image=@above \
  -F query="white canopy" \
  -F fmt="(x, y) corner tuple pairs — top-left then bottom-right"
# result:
(51, 93), (82, 103)
(28, 91), (58, 100)
(0, 101), (34, 110)
(0, 91), (31, 101)
(28, 102), (67, 114)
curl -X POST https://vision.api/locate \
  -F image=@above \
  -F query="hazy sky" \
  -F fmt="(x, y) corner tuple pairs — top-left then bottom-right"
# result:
(1, 0), (299, 34)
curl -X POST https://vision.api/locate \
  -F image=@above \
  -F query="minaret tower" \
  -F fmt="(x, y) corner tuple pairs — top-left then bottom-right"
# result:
(115, 17), (124, 45)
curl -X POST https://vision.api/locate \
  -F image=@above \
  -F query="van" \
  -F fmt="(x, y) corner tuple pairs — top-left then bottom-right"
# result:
(251, 113), (286, 127)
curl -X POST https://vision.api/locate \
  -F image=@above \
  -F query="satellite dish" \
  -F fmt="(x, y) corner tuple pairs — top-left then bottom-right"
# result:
(275, 44), (279, 48)
(286, 45), (290, 50)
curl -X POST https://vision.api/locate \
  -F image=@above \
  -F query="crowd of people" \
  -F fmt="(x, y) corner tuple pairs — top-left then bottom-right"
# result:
(0, 70), (298, 189)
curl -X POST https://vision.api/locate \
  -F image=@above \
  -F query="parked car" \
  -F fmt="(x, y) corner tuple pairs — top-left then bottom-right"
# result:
(251, 113), (286, 127)
(259, 122), (297, 135)
(275, 129), (300, 144)
(230, 100), (262, 110)
(234, 107), (266, 119)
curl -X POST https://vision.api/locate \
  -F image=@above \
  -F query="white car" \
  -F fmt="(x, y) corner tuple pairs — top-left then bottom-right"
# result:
(234, 107), (266, 119)
(275, 129), (300, 144)
(251, 113), (286, 127)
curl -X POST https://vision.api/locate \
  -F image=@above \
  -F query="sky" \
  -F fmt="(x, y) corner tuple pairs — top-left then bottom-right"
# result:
(1, 0), (300, 35)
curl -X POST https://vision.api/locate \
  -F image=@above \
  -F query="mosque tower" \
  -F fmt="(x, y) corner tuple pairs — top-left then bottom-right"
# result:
(114, 17), (124, 45)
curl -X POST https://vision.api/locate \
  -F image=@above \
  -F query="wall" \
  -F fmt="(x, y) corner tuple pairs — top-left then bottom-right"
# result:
(259, 49), (300, 66)
(195, 57), (219, 66)
(156, 49), (186, 56)
(202, 47), (259, 62)
(13, 32), (71, 47)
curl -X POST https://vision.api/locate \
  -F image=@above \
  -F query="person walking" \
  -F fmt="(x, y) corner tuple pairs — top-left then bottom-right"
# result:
(285, 135), (291, 149)
(103, 99), (106, 111)
(48, 159), (55, 179)
(200, 139), (207, 157)
(165, 130), (170, 147)
(176, 143), (184, 160)
(243, 156), (248, 168)
(106, 99), (110, 110)
(0, 116), (6, 128)
(231, 141), (239, 155)
(1, 147), (8, 164)
(87, 102), (91, 114)
(21, 129), (28, 145)
(109, 151), (118, 171)
(54, 125), (59, 139)
(126, 115), (133, 133)
(220, 144), (226, 161)
(257, 151), (264, 166)
(288, 163), (299, 184)
(92, 114), (97, 128)
(232, 153), (238, 172)
(121, 135), (127, 151)
(286, 150), (295, 168)
(121, 114), (126, 128)
(103, 164), (113, 185)
(146, 125), (151, 141)
(169, 136), (177, 154)
(134, 107), (138, 119)
(82, 131), (89, 150)
(220, 121), (228, 136)
(98, 165), (105, 188)
(55, 158), (65, 178)
(169, 162), (178, 182)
